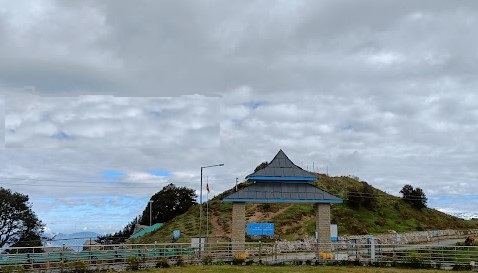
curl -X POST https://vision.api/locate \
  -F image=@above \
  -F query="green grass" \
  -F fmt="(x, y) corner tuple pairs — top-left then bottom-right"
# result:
(131, 265), (446, 273)
(135, 174), (478, 243)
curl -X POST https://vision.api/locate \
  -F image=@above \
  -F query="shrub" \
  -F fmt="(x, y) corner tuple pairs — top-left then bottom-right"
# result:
(319, 252), (333, 260)
(202, 255), (213, 265)
(68, 260), (88, 273)
(452, 264), (472, 271)
(0, 265), (25, 273)
(232, 252), (249, 265)
(213, 259), (226, 265)
(403, 254), (426, 269)
(126, 256), (142, 271)
(155, 257), (170, 268)
(175, 255), (184, 266)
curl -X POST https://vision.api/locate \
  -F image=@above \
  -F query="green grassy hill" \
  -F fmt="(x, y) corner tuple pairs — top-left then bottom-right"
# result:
(133, 174), (478, 243)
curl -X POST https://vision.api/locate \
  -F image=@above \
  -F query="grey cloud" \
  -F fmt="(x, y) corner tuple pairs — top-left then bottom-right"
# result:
(5, 94), (220, 148)
(2, 0), (477, 96)
(2, 0), (478, 232)
(0, 94), (4, 148)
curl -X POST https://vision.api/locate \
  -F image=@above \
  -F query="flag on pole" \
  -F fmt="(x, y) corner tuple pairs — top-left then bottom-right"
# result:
(206, 182), (210, 193)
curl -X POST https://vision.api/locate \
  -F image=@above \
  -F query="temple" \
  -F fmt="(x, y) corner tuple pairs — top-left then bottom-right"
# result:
(223, 149), (342, 254)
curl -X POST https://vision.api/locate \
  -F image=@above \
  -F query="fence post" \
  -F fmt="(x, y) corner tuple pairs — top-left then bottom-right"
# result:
(274, 241), (278, 261)
(259, 241), (262, 263)
(368, 236), (375, 262)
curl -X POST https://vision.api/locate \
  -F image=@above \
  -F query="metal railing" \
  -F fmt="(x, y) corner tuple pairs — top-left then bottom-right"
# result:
(1, 241), (478, 271)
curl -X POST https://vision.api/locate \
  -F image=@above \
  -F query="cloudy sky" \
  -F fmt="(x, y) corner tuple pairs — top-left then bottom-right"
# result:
(1, 0), (478, 235)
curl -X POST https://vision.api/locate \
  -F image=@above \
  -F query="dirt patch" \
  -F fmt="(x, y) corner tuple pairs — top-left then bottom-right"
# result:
(209, 213), (230, 239)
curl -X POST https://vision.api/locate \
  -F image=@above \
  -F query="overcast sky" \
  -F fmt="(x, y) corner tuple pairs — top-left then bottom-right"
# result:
(1, 0), (478, 235)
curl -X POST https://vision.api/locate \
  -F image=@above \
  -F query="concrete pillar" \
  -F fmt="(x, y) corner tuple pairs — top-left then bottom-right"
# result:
(315, 203), (331, 253)
(231, 202), (246, 254)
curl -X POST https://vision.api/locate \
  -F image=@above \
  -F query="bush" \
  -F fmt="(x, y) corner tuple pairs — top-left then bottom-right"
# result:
(175, 255), (184, 266)
(68, 260), (88, 273)
(232, 253), (250, 265)
(126, 256), (142, 271)
(452, 264), (472, 271)
(0, 265), (25, 273)
(403, 255), (426, 269)
(202, 255), (213, 265)
(155, 257), (170, 268)
(213, 259), (226, 265)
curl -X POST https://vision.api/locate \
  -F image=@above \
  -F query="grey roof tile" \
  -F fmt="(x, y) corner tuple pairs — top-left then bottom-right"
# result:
(246, 150), (316, 180)
(223, 182), (342, 203)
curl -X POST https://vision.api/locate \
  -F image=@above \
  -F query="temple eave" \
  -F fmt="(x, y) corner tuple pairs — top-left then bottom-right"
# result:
(246, 176), (317, 181)
(223, 198), (343, 203)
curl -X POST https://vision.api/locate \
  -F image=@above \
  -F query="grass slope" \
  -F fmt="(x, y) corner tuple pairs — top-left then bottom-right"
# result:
(135, 174), (478, 243)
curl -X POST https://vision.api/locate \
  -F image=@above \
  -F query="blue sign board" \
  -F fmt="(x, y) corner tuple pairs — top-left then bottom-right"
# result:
(246, 223), (274, 236)
(173, 230), (180, 239)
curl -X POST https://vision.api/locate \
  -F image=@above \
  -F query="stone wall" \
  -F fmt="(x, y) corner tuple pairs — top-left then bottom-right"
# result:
(231, 202), (246, 253)
(342, 229), (478, 245)
(265, 229), (478, 254)
(315, 203), (331, 252)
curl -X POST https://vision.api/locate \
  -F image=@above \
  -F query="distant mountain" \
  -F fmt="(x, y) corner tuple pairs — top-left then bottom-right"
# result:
(52, 231), (100, 241)
(448, 211), (478, 220)
(44, 232), (99, 250)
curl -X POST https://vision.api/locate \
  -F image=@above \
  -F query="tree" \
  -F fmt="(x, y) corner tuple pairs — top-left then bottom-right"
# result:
(99, 184), (197, 244)
(0, 187), (44, 250)
(139, 183), (197, 225)
(97, 217), (140, 244)
(361, 182), (377, 209)
(347, 191), (363, 208)
(346, 182), (377, 210)
(400, 184), (427, 209)
(254, 162), (268, 172)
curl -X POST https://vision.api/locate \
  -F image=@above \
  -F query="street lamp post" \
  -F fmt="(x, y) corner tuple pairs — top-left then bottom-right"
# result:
(149, 200), (153, 226)
(199, 163), (224, 257)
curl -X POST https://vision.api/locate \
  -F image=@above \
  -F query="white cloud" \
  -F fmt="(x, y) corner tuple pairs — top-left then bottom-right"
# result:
(1, 0), (478, 233)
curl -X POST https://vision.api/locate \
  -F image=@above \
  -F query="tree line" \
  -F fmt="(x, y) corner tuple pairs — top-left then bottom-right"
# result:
(98, 183), (197, 243)
(347, 181), (427, 210)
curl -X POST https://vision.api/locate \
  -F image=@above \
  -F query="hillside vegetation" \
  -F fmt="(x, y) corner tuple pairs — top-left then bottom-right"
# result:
(133, 174), (478, 243)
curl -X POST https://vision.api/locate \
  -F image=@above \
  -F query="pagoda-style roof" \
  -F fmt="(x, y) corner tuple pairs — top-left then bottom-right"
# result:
(222, 182), (342, 203)
(246, 149), (316, 182)
(223, 149), (343, 204)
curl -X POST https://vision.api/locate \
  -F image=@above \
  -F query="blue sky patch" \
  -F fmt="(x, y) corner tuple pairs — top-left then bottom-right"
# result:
(102, 170), (125, 182)
(430, 195), (478, 206)
(149, 169), (171, 177)
(244, 101), (265, 110)
(52, 131), (72, 140)
(149, 110), (162, 117)
(341, 124), (353, 131)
